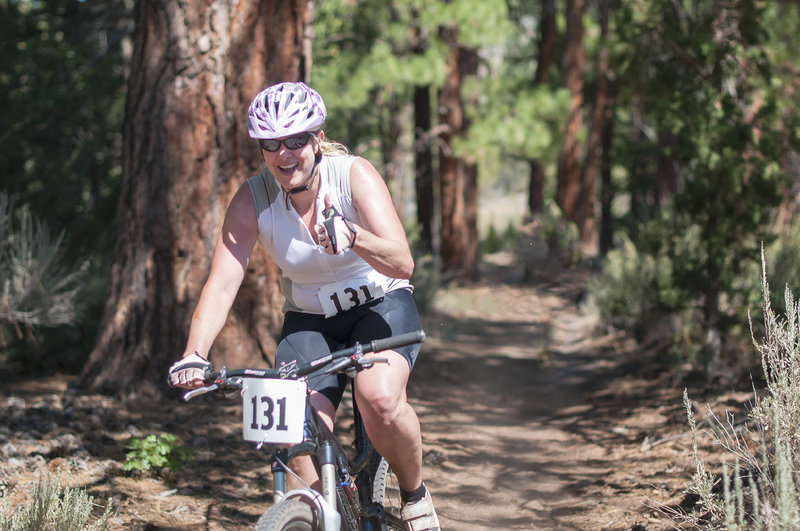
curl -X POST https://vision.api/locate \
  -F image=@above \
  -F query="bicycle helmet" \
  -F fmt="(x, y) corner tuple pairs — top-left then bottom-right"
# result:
(247, 82), (327, 139)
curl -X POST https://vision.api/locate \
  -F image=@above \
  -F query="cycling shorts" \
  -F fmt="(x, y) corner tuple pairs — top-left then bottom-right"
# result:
(275, 288), (422, 409)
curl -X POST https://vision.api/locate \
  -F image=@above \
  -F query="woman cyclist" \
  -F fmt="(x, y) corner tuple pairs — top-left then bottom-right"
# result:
(167, 81), (440, 531)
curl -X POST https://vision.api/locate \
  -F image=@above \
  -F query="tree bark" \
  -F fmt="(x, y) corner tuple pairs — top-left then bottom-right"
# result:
(414, 85), (435, 254)
(600, 81), (616, 256)
(381, 92), (405, 218)
(555, 0), (585, 222)
(577, 0), (610, 253)
(80, 0), (310, 395)
(438, 26), (478, 283)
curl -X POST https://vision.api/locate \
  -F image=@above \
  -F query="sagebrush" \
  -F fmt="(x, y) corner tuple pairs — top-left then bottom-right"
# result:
(679, 250), (800, 529)
(0, 471), (113, 531)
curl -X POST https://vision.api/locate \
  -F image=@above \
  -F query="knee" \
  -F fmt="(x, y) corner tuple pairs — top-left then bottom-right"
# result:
(357, 386), (403, 426)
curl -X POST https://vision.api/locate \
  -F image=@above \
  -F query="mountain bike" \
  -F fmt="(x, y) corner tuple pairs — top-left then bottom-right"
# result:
(182, 330), (426, 531)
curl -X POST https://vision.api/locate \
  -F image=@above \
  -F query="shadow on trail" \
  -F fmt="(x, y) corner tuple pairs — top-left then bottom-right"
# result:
(411, 300), (678, 530)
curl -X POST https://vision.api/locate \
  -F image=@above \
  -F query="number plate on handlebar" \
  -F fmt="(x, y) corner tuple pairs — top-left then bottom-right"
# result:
(242, 379), (307, 445)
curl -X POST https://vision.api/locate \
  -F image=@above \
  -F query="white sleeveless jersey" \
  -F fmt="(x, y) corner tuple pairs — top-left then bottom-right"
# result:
(246, 154), (412, 315)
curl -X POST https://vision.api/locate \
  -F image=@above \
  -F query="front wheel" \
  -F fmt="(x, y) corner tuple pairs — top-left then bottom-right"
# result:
(369, 454), (405, 531)
(255, 499), (317, 531)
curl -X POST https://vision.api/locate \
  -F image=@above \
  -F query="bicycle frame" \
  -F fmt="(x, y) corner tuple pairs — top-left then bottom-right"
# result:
(270, 380), (385, 531)
(182, 330), (425, 530)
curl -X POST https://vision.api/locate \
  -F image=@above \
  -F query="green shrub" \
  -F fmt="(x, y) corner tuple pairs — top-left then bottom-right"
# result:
(588, 233), (707, 360)
(122, 433), (192, 475)
(0, 191), (88, 371)
(405, 224), (441, 315)
(679, 251), (800, 529)
(481, 219), (519, 255)
(588, 235), (666, 335)
(589, 221), (758, 369)
(0, 192), (86, 332)
(483, 224), (503, 254)
(512, 204), (582, 275)
(760, 221), (800, 318)
(535, 204), (582, 267)
(410, 253), (441, 315)
(0, 471), (113, 531)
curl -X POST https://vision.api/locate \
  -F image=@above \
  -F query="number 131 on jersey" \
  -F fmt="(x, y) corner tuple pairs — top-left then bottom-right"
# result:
(242, 379), (307, 445)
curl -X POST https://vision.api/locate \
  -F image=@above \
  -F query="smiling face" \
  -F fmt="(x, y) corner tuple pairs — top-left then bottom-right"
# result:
(259, 131), (323, 192)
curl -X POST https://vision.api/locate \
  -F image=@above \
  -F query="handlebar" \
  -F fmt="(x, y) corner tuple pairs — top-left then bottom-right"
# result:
(182, 330), (426, 402)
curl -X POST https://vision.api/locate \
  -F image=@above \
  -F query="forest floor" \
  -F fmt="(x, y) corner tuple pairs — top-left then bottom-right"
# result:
(0, 251), (753, 530)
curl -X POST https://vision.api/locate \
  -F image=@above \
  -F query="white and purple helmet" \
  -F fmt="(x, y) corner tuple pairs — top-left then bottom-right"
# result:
(247, 82), (327, 139)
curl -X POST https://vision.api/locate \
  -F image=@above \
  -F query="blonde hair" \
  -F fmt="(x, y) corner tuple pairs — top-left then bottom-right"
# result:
(319, 136), (350, 156)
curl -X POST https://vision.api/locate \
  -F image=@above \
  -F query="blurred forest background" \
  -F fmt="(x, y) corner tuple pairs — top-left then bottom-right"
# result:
(2, 0), (800, 393)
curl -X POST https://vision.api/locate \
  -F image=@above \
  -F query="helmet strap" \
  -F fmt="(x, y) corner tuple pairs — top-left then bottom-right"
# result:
(287, 153), (321, 195)
(287, 175), (313, 195)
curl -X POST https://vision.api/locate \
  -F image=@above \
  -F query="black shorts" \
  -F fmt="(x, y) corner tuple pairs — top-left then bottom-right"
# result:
(275, 288), (422, 408)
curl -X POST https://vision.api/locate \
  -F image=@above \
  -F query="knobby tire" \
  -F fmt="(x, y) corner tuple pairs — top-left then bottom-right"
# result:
(369, 453), (405, 531)
(255, 499), (316, 531)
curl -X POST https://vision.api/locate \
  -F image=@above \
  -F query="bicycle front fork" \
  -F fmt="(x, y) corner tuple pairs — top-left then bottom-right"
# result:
(271, 448), (288, 503)
(270, 441), (339, 510)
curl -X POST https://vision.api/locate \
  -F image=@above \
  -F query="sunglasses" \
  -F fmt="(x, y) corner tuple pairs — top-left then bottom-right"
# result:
(259, 133), (314, 152)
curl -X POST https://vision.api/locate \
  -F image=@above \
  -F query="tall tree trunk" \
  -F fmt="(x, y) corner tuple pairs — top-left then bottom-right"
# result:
(577, 0), (610, 252)
(527, 0), (557, 216)
(555, 0), (585, 222)
(381, 92), (405, 218)
(80, 0), (310, 396)
(414, 85), (435, 254)
(438, 26), (478, 282)
(600, 80), (616, 256)
(528, 160), (545, 215)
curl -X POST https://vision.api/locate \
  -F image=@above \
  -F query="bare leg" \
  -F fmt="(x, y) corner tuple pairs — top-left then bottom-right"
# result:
(354, 351), (423, 492)
(285, 391), (336, 492)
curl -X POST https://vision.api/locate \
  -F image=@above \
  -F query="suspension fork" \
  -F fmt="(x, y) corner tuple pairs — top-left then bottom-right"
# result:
(271, 448), (288, 503)
(270, 398), (322, 504)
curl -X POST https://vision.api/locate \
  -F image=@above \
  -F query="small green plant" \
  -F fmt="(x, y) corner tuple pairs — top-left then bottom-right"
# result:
(122, 433), (192, 475)
(483, 224), (503, 254)
(0, 471), (113, 531)
(513, 204), (582, 271)
(481, 219), (519, 255)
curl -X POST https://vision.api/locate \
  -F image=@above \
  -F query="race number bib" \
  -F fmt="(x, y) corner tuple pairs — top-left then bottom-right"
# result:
(317, 276), (385, 318)
(242, 378), (307, 445)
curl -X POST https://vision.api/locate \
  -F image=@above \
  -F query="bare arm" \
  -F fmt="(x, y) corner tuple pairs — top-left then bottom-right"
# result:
(182, 184), (259, 359)
(347, 158), (414, 279)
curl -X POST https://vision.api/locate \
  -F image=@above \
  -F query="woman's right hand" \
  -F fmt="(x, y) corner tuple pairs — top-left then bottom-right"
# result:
(167, 352), (212, 389)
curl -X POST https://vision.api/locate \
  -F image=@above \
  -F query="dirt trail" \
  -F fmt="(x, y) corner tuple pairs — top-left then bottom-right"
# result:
(0, 255), (724, 530)
(411, 260), (687, 530)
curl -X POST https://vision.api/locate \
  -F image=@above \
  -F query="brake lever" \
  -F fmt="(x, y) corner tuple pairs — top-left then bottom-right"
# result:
(183, 383), (219, 401)
(357, 357), (389, 369)
(219, 377), (244, 398)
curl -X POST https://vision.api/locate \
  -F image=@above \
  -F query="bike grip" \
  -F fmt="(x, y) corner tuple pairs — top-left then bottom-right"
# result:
(369, 330), (426, 353)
